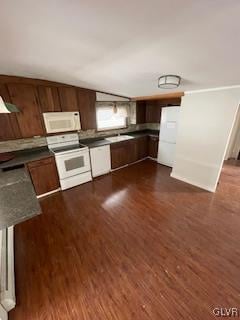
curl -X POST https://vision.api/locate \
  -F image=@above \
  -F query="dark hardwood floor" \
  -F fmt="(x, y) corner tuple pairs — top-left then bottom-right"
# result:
(10, 160), (240, 320)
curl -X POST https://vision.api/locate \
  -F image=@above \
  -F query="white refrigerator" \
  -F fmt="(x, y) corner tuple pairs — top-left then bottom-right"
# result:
(157, 106), (180, 167)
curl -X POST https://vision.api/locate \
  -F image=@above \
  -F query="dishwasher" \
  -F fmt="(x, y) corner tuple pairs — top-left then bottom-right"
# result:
(90, 145), (111, 178)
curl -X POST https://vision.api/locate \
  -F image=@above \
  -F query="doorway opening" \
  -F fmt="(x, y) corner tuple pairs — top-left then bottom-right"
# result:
(219, 105), (240, 188)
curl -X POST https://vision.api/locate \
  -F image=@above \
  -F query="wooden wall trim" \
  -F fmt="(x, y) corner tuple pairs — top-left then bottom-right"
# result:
(132, 92), (184, 101)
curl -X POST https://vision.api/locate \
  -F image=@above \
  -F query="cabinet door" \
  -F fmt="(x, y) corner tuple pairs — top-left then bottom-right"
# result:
(0, 84), (21, 140)
(128, 139), (138, 163)
(38, 86), (61, 112)
(137, 136), (148, 159)
(58, 87), (78, 111)
(27, 156), (60, 196)
(7, 83), (44, 138)
(77, 88), (96, 130)
(148, 136), (159, 158)
(146, 101), (161, 123)
(110, 141), (129, 169)
(136, 101), (146, 124)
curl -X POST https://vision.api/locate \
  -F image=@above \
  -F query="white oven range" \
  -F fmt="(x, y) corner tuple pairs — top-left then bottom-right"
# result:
(47, 133), (92, 190)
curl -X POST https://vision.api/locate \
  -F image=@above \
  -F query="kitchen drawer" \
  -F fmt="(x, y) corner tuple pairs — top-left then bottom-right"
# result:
(27, 156), (54, 169)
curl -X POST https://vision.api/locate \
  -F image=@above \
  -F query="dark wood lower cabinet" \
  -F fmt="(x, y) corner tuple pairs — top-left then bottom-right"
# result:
(110, 136), (150, 169)
(27, 156), (60, 196)
(148, 136), (159, 158)
(128, 139), (138, 164)
(110, 141), (130, 169)
(137, 136), (148, 159)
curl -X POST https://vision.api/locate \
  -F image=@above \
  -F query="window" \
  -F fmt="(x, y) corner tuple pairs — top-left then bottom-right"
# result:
(96, 103), (129, 131)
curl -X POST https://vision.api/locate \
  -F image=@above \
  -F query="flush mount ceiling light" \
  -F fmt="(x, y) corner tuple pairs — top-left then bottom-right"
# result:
(158, 75), (181, 89)
(0, 96), (19, 113)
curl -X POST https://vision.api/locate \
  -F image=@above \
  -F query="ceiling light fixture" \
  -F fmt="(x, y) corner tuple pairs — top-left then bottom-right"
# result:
(158, 75), (181, 89)
(0, 96), (19, 113)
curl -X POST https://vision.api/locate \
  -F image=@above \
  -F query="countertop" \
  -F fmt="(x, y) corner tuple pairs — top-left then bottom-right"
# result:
(80, 129), (159, 148)
(0, 167), (41, 230)
(0, 146), (52, 170)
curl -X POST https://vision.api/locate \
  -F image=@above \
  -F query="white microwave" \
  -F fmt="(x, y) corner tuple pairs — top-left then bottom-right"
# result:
(43, 112), (81, 134)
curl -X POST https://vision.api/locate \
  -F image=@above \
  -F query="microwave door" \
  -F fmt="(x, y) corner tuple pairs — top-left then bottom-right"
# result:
(43, 112), (81, 133)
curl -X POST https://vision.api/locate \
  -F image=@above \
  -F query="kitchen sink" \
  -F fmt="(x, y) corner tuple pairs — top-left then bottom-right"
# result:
(105, 135), (134, 143)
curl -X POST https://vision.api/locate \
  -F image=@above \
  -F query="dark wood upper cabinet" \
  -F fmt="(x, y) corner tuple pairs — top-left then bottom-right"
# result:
(7, 83), (44, 138)
(38, 86), (61, 112)
(58, 87), (78, 111)
(145, 100), (162, 123)
(77, 88), (96, 130)
(0, 84), (21, 140)
(136, 101), (146, 124)
(27, 156), (60, 196)
(137, 97), (181, 124)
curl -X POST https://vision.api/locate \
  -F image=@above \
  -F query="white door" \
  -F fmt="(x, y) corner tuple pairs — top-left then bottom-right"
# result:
(90, 146), (111, 177)
(158, 141), (176, 167)
(55, 150), (91, 179)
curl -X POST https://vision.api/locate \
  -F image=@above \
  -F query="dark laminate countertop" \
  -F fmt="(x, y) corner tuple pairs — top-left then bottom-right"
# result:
(0, 167), (41, 230)
(80, 138), (111, 148)
(0, 146), (52, 170)
(80, 130), (159, 148)
(128, 129), (159, 138)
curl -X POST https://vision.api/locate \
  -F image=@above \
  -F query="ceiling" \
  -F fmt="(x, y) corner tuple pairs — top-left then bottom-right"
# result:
(1, 0), (240, 97)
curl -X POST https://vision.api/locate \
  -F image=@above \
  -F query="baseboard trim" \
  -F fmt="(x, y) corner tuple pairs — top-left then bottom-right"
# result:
(37, 188), (61, 199)
(148, 156), (157, 162)
(170, 173), (215, 193)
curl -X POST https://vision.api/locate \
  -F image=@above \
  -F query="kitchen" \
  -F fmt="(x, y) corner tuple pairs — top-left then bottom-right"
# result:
(1, 74), (240, 320)
(0, 76), (182, 198)
(0, 75), (181, 319)
(1, 1), (240, 319)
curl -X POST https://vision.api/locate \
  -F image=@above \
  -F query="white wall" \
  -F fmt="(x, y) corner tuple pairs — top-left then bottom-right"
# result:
(225, 107), (240, 159)
(171, 87), (240, 192)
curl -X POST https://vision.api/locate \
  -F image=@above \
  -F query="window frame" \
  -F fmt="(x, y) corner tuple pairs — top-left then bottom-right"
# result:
(96, 102), (129, 132)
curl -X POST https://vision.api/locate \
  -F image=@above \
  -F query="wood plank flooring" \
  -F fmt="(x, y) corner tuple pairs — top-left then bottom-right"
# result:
(10, 160), (240, 320)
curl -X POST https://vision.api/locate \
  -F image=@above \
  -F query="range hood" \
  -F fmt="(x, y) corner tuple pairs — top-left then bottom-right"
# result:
(0, 96), (19, 113)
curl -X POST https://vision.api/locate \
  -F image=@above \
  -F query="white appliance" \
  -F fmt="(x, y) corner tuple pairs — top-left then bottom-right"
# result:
(0, 227), (15, 319)
(43, 112), (81, 134)
(47, 133), (92, 190)
(0, 305), (7, 320)
(157, 106), (180, 167)
(90, 145), (111, 177)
